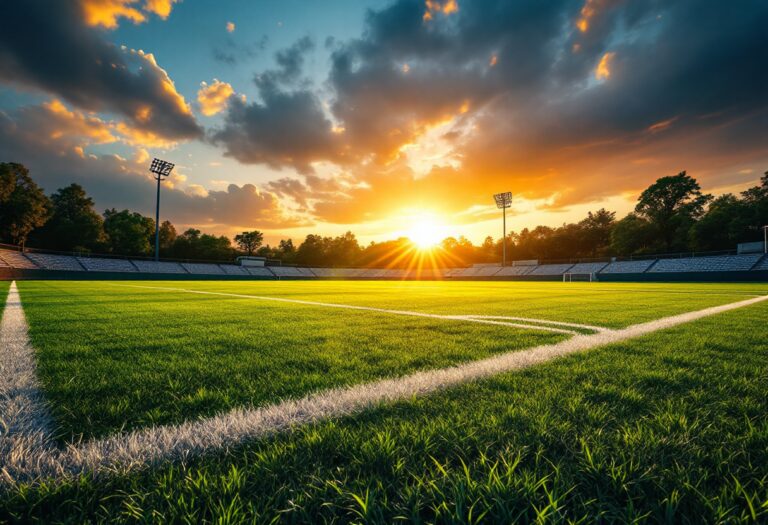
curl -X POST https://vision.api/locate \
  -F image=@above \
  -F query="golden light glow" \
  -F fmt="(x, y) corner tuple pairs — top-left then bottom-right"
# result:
(595, 52), (614, 80)
(197, 79), (235, 116)
(405, 214), (449, 249)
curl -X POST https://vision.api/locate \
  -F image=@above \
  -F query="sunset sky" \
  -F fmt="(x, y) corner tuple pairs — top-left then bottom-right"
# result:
(1, 0), (766, 245)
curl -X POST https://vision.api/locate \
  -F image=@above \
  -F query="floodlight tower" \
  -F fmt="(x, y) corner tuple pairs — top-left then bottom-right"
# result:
(493, 191), (513, 266)
(149, 158), (175, 261)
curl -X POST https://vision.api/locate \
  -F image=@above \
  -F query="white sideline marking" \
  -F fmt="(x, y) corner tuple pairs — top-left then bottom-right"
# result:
(1, 282), (767, 487)
(108, 283), (603, 335)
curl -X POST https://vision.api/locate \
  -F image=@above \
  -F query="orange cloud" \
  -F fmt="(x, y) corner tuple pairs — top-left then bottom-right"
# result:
(424, 0), (458, 21)
(647, 116), (679, 133)
(197, 79), (236, 116)
(576, 0), (611, 33)
(226, 21), (236, 33)
(41, 99), (118, 145)
(80, 0), (179, 28)
(595, 52), (614, 80)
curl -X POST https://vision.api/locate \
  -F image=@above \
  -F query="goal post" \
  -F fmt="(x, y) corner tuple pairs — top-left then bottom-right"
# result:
(563, 272), (596, 282)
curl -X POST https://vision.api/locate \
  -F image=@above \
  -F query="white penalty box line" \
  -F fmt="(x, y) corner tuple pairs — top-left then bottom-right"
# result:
(2, 281), (767, 488)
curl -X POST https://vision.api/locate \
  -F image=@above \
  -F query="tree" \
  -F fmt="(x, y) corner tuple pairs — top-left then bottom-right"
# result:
(159, 220), (177, 254)
(31, 184), (104, 252)
(579, 208), (616, 256)
(688, 194), (752, 251)
(103, 209), (155, 255)
(234, 230), (264, 256)
(0, 163), (50, 246)
(170, 228), (235, 261)
(634, 171), (712, 251)
(295, 234), (328, 266)
(610, 214), (655, 255)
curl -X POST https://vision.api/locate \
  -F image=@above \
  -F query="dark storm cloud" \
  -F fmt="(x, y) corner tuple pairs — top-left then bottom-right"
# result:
(0, 0), (201, 141)
(211, 37), (345, 173)
(0, 104), (301, 229)
(222, 0), (768, 223)
(212, 35), (269, 66)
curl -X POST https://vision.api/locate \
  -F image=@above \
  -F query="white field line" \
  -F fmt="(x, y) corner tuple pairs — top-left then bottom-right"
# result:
(1, 282), (767, 488)
(108, 283), (600, 335)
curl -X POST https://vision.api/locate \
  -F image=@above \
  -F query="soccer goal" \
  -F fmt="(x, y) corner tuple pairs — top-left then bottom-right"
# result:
(563, 272), (596, 282)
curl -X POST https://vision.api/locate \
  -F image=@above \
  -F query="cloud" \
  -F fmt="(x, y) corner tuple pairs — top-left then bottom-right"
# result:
(226, 21), (235, 33)
(80, 0), (180, 28)
(0, 102), (302, 230)
(197, 79), (236, 116)
(0, 0), (201, 141)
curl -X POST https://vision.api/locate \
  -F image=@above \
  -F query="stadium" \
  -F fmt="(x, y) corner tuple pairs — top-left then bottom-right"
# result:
(2, 1), (768, 523)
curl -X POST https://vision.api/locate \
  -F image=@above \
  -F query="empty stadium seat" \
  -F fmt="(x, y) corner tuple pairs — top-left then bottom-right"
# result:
(295, 267), (317, 277)
(180, 262), (225, 275)
(131, 260), (187, 274)
(0, 250), (38, 269)
(527, 263), (574, 276)
(649, 254), (762, 273)
(219, 264), (250, 275)
(599, 259), (656, 273)
(567, 262), (608, 275)
(245, 267), (275, 277)
(751, 255), (768, 271)
(269, 266), (304, 277)
(495, 265), (535, 276)
(26, 253), (84, 271)
(77, 257), (137, 272)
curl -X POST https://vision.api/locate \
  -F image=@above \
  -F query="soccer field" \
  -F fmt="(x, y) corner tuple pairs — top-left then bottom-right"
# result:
(2, 280), (768, 522)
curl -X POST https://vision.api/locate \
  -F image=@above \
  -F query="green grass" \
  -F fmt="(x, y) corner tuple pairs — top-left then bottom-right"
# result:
(0, 280), (9, 300)
(16, 281), (569, 441)
(1, 283), (766, 523)
(134, 280), (768, 328)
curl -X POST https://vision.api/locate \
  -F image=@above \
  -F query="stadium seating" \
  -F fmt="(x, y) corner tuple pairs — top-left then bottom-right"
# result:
(567, 262), (608, 275)
(77, 257), (137, 272)
(527, 263), (575, 276)
(750, 255), (768, 271)
(269, 266), (304, 277)
(181, 262), (225, 275)
(245, 267), (275, 277)
(0, 250), (38, 269)
(219, 264), (250, 275)
(295, 267), (317, 277)
(649, 254), (763, 273)
(131, 260), (187, 274)
(599, 259), (656, 274)
(495, 265), (535, 276)
(26, 253), (84, 271)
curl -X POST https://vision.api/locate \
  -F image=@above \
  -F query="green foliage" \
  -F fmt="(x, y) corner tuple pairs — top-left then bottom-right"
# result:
(233, 230), (263, 256)
(635, 171), (713, 252)
(0, 162), (50, 245)
(3, 282), (768, 523)
(103, 209), (155, 255)
(30, 184), (105, 252)
(169, 228), (235, 261)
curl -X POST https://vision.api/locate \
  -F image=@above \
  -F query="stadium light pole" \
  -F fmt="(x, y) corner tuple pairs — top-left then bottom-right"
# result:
(493, 192), (513, 266)
(149, 158), (175, 262)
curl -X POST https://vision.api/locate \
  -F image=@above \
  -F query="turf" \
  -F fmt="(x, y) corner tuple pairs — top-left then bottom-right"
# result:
(2, 284), (766, 523)
(129, 280), (768, 328)
(16, 281), (568, 441)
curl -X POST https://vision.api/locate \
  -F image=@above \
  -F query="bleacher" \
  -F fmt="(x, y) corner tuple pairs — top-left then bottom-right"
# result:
(220, 264), (250, 275)
(599, 260), (656, 274)
(131, 260), (187, 274)
(751, 256), (768, 271)
(649, 254), (763, 273)
(245, 267), (274, 277)
(527, 263), (574, 276)
(26, 253), (84, 271)
(495, 266), (534, 276)
(181, 262), (225, 275)
(0, 250), (38, 269)
(77, 257), (137, 272)
(269, 266), (304, 277)
(567, 262), (608, 275)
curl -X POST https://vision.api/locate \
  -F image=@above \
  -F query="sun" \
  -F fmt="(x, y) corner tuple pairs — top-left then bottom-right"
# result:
(406, 215), (447, 249)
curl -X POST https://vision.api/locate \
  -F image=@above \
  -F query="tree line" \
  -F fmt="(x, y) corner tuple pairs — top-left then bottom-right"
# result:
(1, 162), (767, 266)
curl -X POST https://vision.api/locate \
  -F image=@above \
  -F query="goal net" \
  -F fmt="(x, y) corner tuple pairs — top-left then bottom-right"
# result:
(563, 272), (595, 282)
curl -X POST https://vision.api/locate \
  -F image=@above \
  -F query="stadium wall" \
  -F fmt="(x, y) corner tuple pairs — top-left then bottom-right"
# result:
(596, 271), (768, 283)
